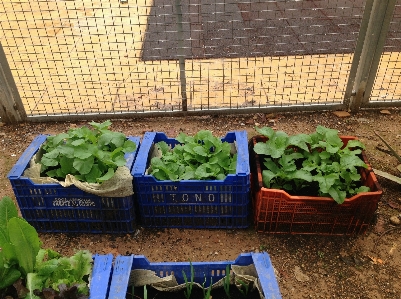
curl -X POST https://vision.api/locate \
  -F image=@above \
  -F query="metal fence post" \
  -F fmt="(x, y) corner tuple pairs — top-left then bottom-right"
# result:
(174, 0), (188, 112)
(0, 42), (27, 123)
(344, 0), (397, 112)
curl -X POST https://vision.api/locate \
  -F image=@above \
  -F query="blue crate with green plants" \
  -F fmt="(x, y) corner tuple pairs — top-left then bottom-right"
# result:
(7, 121), (140, 233)
(132, 130), (250, 228)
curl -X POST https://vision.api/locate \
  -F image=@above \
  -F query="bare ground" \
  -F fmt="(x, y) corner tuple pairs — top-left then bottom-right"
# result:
(1, 109), (401, 298)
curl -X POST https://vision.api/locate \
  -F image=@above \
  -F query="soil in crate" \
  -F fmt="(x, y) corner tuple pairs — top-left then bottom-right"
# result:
(0, 285), (19, 299)
(128, 284), (261, 299)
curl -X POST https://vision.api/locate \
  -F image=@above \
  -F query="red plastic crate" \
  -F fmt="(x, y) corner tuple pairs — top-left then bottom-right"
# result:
(250, 135), (383, 235)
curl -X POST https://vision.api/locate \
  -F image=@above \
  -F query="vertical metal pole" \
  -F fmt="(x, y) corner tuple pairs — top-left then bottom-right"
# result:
(0, 42), (27, 123)
(174, 0), (188, 112)
(345, 0), (397, 112)
(343, 0), (374, 108)
(362, 0), (398, 105)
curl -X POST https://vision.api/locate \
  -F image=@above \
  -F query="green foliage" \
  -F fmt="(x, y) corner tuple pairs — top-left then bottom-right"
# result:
(150, 130), (237, 181)
(0, 250), (21, 289)
(254, 125), (370, 204)
(182, 261), (194, 299)
(26, 273), (43, 299)
(8, 217), (41, 275)
(40, 120), (136, 183)
(0, 196), (41, 288)
(236, 279), (250, 298)
(202, 275), (212, 299)
(223, 264), (230, 298)
(0, 196), (92, 296)
(29, 249), (93, 297)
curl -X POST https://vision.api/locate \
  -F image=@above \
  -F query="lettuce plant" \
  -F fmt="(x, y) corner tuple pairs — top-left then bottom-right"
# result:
(0, 196), (41, 289)
(26, 249), (92, 299)
(253, 125), (370, 204)
(150, 130), (237, 181)
(0, 197), (93, 298)
(40, 120), (136, 183)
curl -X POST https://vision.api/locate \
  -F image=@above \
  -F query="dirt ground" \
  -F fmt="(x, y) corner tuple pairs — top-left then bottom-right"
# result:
(1, 109), (401, 299)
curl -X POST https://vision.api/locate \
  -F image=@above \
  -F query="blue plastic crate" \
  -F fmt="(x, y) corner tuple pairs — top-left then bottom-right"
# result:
(90, 254), (113, 299)
(132, 131), (250, 228)
(7, 134), (140, 233)
(108, 252), (281, 299)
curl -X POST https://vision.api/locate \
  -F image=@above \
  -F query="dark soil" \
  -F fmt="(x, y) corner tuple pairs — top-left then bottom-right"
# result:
(0, 286), (18, 299)
(128, 285), (261, 299)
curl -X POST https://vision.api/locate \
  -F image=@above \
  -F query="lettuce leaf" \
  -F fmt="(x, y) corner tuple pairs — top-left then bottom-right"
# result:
(8, 217), (41, 275)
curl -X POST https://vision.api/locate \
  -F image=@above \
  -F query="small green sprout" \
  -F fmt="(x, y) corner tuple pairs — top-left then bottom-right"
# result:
(183, 261), (194, 299)
(236, 279), (250, 298)
(202, 274), (213, 299)
(223, 264), (231, 298)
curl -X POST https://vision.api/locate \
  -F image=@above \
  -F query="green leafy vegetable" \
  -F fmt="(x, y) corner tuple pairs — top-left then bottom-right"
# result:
(150, 130), (237, 181)
(8, 217), (41, 276)
(40, 120), (136, 183)
(0, 196), (40, 288)
(0, 196), (93, 296)
(33, 249), (93, 295)
(0, 250), (21, 289)
(254, 125), (370, 204)
(0, 196), (18, 232)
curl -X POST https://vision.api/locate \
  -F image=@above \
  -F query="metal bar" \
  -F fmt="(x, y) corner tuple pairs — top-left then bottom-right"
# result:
(25, 103), (346, 123)
(0, 42), (27, 124)
(174, 0), (188, 111)
(348, 0), (397, 112)
(363, 100), (401, 108)
(343, 0), (375, 108)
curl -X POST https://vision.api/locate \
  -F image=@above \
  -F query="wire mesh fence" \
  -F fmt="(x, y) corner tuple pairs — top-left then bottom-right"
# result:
(1, 0), (398, 119)
(370, 0), (401, 104)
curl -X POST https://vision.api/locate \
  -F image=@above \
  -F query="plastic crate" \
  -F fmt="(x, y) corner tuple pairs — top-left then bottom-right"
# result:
(132, 131), (250, 228)
(250, 135), (383, 235)
(90, 254), (113, 299)
(108, 252), (281, 299)
(7, 134), (140, 233)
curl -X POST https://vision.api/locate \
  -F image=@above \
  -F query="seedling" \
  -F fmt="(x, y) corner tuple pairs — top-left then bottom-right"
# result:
(183, 261), (194, 299)
(236, 279), (250, 298)
(223, 264), (230, 298)
(202, 274), (213, 299)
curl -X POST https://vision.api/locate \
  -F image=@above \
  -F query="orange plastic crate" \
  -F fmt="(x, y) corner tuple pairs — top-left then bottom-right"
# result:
(250, 135), (383, 235)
